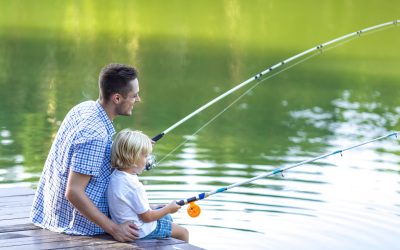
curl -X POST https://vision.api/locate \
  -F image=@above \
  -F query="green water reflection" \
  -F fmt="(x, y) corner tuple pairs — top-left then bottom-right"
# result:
(0, 0), (399, 183)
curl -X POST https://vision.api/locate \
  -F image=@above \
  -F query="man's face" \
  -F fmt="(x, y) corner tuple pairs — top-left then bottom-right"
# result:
(116, 79), (140, 116)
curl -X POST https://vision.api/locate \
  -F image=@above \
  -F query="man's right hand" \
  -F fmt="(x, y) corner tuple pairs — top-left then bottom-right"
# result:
(111, 221), (139, 242)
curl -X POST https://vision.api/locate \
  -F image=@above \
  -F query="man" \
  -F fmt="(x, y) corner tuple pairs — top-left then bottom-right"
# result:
(31, 63), (141, 242)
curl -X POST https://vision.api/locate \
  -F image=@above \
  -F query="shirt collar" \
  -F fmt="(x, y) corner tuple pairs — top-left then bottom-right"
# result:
(115, 169), (140, 182)
(96, 100), (115, 136)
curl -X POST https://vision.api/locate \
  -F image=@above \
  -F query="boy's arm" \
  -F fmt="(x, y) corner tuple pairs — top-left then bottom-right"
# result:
(150, 204), (164, 209)
(139, 201), (181, 223)
(65, 171), (139, 242)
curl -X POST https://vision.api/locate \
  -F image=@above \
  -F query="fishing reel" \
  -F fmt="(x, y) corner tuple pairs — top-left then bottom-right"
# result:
(145, 154), (157, 171)
(187, 202), (201, 218)
(177, 199), (201, 217)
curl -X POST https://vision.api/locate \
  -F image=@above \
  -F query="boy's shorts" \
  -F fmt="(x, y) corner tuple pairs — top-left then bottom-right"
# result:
(142, 214), (173, 239)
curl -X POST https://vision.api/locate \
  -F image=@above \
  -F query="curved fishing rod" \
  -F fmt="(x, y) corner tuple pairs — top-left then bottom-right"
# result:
(151, 20), (399, 143)
(177, 131), (399, 217)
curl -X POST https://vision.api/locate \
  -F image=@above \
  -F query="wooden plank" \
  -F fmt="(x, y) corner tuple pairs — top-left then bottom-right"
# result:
(64, 242), (142, 250)
(96, 235), (189, 248)
(0, 210), (31, 221)
(0, 199), (32, 208)
(0, 218), (32, 228)
(0, 228), (202, 250)
(0, 195), (34, 205)
(0, 188), (204, 249)
(0, 224), (40, 233)
(0, 229), (116, 249)
(135, 238), (200, 249)
(65, 242), (204, 250)
(0, 188), (35, 198)
(94, 235), (204, 250)
(0, 201), (32, 214)
(0, 201), (33, 209)
(0, 191), (34, 228)
(0, 196), (33, 223)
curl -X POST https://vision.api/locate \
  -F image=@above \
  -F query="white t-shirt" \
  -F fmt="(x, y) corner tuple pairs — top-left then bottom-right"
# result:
(107, 169), (157, 238)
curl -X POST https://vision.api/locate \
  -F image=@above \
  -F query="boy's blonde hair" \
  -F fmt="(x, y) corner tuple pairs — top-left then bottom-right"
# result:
(111, 129), (152, 169)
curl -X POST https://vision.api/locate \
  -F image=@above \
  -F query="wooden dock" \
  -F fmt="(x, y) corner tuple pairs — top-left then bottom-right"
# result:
(0, 187), (204, 249)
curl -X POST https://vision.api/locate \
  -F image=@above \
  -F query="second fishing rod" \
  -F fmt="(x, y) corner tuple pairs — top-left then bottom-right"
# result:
(177, 131), (399, 218)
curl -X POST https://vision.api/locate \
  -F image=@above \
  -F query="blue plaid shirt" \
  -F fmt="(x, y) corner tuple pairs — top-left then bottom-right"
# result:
(30, 100), (115, 235)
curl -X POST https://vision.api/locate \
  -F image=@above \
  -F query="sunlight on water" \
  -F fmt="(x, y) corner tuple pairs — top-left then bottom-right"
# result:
(138, 88), (400, 249)
(146, 131), (400, 249)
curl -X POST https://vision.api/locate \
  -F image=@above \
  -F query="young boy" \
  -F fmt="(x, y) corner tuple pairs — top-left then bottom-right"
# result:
(107, 129), (189, 242)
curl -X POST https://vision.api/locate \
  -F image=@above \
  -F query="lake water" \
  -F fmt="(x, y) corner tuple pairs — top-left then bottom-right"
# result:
(0, 1), (399, 249)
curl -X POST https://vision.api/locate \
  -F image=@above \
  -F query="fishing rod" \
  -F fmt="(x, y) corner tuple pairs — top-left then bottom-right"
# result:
(151, 20), (399, 143)
(176, 131), (399, 217)
(144, 20), (399, 170)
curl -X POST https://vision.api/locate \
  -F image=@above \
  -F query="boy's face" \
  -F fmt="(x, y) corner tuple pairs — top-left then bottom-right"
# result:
(135, 153), (149, 174)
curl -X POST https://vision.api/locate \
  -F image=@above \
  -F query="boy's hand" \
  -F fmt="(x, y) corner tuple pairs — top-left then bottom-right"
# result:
(166, 200), (181, 214)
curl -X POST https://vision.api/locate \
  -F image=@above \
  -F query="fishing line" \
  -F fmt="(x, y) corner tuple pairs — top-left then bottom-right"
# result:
(144, 20), (399, 171)
(151, 20), (399, 143)
(180, 132), (399, 217)
(157, 52), (319, 165)
(156, 21), (393, 166)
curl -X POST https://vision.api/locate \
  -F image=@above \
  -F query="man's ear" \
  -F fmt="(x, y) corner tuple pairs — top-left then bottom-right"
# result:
(111, 93), (121, 104)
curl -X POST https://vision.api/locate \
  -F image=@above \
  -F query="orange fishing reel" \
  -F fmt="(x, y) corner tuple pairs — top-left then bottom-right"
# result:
(187, 202), (201, 218)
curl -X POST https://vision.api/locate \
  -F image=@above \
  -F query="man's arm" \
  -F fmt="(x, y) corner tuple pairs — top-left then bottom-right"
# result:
(65, 171), (139, 242)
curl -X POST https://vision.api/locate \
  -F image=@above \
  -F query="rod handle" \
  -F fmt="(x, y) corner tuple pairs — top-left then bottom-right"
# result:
(152, 132), (165, 142)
